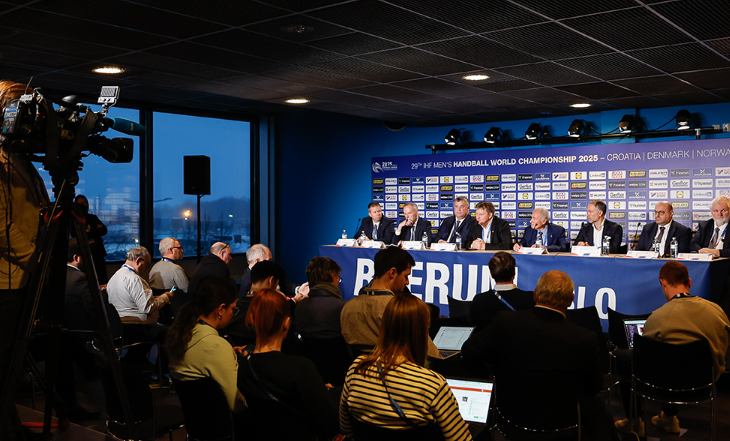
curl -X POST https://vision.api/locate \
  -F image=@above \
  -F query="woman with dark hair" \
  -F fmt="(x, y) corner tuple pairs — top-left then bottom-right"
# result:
(237, 289), (339, 440)
(167, 276), (246, 413)
(339, 294), (472, 441)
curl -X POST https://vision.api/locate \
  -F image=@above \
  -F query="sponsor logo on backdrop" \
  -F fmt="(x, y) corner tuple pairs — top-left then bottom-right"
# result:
(535, 173), (551, 181)
(412, 177), (425, 185)
(386, 195), (398, 201)
(628, 201), (647, 210)
(608, 181), (626, 189)
(535, 182), (551, 190)
(672, 202), (689, 209)
(412, 185), (424, 193)
(502, 183), (517, 191)
(486, 175), (500, 181)
(716, 179), (730, 187)
(553, 202), (569, 209)
(670, 179), (689, 188)
(440, 194), (453, 201)
(519, 202), (534, 209)
(440, 185), (453, 191)
(553, 172), (569, 181)
(518, 211), (532, 219)
(611, 201), (627, 210)
(426, 185), (439, 193)
(399, 186), (411, 193)
(484, 184), (499, 191)
(693, 190), (714, 199)
(589, 171), (606, 180)
(485, 193), (500, 201)
(455, 176), (468, 183)
(412, 194), (425, 201)
(610, 170), (626, 179)
(518, 174), (533, 181)
(470, 175), (484, 183)
(426, 194), (438, 201)
(518, 183), (534, 191)
(470, 185), (484, 191)
(553, 211), (569, 220)
(670, 190), (688, 198)
(628, 191), (646, 199)
(609, 191), (626, 199)
(470, 193), (485, 201)
(716, 167), (730, 176)
(670, 169), (689, 177)
(373, 195), (384, 202)
(649, 190), (668, 199)
(628, 212), (646, 220)
(609, 212), (626, 219)
(628, 181), (647, 189)
(426, 211), (439, 218)
(502, 174), (517, 182)
(693, 168), (712, 177)
(693, 201), (712, 210)
(502, 202), (517, 210)
(571, 191), (587, 199)
(455, 184), (469, 192)
(649, 180), (668, 188)
(398, 178), (410, 185)
(440, 176), (453, 183)
(426, 177), (439, 184)
(536, 201), (551, 209)
(629, 170), (646, 178)
(692, 179), (713, 188)
(571, 182), (587, 189)
(386, 186), (397, 193)
(521, 192), (533, 200)
(589, 191), (607, 199)
(503, 211), (516, 219)
(649, 169), (668, 178)
(553, 192), (568, 200)
(694, 212), (712, 221)
(400, 194), (410, 201)
(571, 211), (587, 219)
(386, 178), (398, 185)
(535, 192), (551, 200)
(589, 181), (606, 189)
(571, 172), (587, 180)
(502, 193), (516, 200)
(571, 201), (588, 210)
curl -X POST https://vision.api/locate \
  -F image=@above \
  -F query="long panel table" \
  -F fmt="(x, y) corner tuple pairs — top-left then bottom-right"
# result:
(320, 245), (729, 329)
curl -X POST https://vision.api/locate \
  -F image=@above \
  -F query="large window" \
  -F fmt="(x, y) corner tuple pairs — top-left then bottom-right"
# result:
(152, 113), (251, 258)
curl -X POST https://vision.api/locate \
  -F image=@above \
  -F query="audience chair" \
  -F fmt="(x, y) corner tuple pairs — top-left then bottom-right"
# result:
(493, 369), (581, 441)
(100, 360), (184, 440)
(171, 377), (234, 441)
(631, 335), (717, 440)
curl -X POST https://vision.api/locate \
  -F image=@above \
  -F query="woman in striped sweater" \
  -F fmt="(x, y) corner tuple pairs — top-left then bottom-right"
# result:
(339, 294), (472, 441)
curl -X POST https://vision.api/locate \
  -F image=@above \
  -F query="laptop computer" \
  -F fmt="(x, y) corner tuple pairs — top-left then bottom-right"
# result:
(445, 377), (494, 426)
(624, 318), (647, 348)
(433, 326), (474, 359)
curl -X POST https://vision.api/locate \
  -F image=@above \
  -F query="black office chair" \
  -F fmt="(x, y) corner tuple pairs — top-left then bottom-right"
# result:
(172, 377), (234, 441)
(631, 335), (717, 440)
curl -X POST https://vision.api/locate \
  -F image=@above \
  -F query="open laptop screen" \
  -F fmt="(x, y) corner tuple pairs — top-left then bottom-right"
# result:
(445, 377), (493, 425)
(624, 319), (647, 348)
(433, 326), (474, 351)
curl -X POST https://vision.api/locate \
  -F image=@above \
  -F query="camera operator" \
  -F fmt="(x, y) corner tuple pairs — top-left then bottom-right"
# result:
(0, 79), (50, 440)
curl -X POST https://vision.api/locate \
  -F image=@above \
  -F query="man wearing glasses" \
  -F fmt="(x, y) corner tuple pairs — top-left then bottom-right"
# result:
(635, 201), (691, 256)
(150, 237), (189, 300)
(188, 242), (233, 296)
(691, 196), (730, 257)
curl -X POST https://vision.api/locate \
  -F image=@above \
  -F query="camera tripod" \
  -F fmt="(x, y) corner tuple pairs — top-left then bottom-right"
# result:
(0, 159), (137, 438)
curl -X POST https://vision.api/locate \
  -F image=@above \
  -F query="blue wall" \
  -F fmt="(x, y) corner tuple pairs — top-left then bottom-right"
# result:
(274, 103), (730, 282)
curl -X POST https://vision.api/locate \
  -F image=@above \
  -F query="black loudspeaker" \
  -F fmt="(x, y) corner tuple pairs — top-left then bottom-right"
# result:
(184, 155), (211, 195)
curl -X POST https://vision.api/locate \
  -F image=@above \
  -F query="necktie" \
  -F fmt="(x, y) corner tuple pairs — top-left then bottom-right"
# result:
(709, 227), (720, 249)
(657, 226), (665, 244)
(449, 220), (461, 242)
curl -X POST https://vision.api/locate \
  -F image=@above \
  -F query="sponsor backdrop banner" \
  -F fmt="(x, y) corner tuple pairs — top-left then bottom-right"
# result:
(370, 138), (730, 243)
(320, 246), (728, 329)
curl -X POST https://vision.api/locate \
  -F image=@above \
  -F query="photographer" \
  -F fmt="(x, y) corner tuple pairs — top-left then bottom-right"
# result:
(0, 79), (50, 440)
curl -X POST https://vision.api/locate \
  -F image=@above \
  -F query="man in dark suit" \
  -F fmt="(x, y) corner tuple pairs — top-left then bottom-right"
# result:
(356, 202), (395, 244)
(462, 270), (614, 440)
(636, 201), (691, 255)
(391, 202), (432, 247)
(574, 199), (624, 253)
(463, 201), (512, 250)
(469, 252), (534, 332)
(435, 196), (474, 244)
(690, 196), (730, 258)
(513, 208), (569, 252)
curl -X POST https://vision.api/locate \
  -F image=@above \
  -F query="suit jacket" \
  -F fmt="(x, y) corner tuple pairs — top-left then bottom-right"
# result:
(391, 217), (433, 247)
(519, 223), (569, 252)
(463, 217), (512, 250)
(574, 219), (623, 253)
(469, 287), (535, 332)
(690, 220), (730, 257)
(636, 221), (691, 255)
(357, 216), (395, 244)
(434, 215), (475, 243)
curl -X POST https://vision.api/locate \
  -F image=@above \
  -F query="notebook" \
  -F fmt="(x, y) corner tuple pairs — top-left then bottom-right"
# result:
(433, 326), (474, 359)
(624, 318), (647, 348)
(445, 377), (493, 426)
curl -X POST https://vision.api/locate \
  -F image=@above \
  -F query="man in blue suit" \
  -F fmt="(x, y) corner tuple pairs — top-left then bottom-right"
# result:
(635, 201), (691, 256)
(513, 208), (569, 252)
(391, 202), (432, 247)
(356, 202), (395, 244)
(435, 196), (474, 244)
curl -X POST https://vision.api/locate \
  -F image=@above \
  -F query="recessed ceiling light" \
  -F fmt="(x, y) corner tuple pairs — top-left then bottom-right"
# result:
(570, 103), (591, 108)
(463, 74), (489, 81)
(286, 98), (310, 104)
(281, 24), (314, 34)
(93, 66), (124, 74)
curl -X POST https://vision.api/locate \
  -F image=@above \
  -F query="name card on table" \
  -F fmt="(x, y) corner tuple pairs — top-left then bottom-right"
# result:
(626, 251), (659, 259)
(361, 240), (385, 249)
(519, 247), (548, 255)
(430, 243), (457, 251)
(336, 239), (356, 247)
(677, 253), (713, 261)
(570, 246), (601, 257)
(402, 241), (427, 251)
